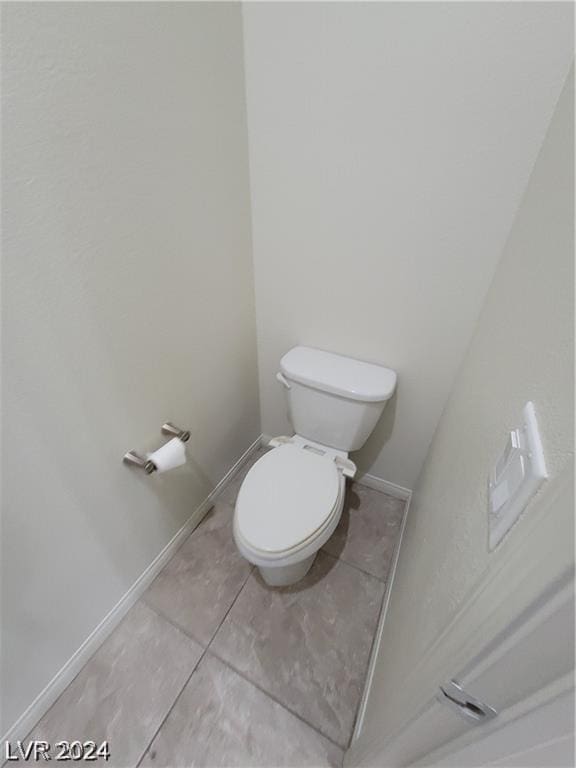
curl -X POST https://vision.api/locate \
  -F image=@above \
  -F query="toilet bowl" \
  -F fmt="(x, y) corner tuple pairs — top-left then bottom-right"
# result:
(233, 439), (349, 586)
(232, 346), (397, 587)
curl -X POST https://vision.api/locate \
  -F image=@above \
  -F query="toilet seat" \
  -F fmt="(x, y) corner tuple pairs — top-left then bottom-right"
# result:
(235, 443), (341, 556)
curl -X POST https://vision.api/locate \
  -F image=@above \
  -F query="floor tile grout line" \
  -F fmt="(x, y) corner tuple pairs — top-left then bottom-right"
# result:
(143, 501), (253, 645)
(139, 555), (390, 762)
(23, 601), (174, 743)
(320, 547), (388, 583)
(207, 648), (347, 753)
(134, 565), (256, 768)
(134, 647), (207, 768)
(204, 566), (256, 653)
(135, 476), (405, 764)
(133, 502), (258, 766)
(143, 509), (349, 751)
(142, 598), (209, 648)
(187, 495), (393, 751)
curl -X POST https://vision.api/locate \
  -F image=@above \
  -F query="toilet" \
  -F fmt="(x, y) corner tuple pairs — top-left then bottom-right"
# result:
(233, 346), (397, 586)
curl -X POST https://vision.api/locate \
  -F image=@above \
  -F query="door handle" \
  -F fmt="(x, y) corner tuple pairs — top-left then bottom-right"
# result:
(438, 680), (498, 725)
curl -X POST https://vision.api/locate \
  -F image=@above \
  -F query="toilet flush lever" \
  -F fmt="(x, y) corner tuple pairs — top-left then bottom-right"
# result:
(276, 372), (291, 389)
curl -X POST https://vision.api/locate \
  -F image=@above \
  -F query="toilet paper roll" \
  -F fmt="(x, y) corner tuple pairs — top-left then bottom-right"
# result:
(147, 438), (187, 473)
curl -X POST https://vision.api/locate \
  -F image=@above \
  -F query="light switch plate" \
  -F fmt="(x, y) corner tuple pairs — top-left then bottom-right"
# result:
(488, 402), (547, 550)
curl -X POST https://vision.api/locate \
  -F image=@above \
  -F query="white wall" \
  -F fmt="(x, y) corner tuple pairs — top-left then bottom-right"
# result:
(242, 1), (574, 489)
(354, 62), (574, 756)
(1, 3), (258, 737)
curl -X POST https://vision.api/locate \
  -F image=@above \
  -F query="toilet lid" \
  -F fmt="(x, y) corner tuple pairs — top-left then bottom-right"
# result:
(235, 444), (340, 554)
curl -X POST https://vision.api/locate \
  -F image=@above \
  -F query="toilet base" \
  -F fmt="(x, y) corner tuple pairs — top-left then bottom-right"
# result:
(258, 553), (316, 587)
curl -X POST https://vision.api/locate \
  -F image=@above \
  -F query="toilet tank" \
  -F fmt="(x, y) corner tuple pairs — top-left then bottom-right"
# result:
(279, 347), (397, 452)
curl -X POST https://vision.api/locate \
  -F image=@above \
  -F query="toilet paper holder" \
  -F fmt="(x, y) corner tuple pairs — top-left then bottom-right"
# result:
(123, 422), (190, 473)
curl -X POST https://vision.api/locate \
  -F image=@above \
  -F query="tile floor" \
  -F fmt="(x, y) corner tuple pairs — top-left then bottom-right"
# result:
(27, 448), (406, 768)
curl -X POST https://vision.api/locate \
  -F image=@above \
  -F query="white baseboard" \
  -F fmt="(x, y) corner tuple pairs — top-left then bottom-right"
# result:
(354, 472), (412, 501)
(350, 488), (412, 743)
(2, 434), (264, 745)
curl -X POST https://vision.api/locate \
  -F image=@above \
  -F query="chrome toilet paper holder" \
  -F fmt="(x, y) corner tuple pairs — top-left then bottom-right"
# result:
(123, 422), (190, 473)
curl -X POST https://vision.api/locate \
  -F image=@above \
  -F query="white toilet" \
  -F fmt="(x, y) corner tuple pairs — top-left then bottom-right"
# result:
(233, 346), (397, 586)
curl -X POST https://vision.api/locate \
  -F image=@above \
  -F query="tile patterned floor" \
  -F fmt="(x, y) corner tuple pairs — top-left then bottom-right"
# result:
(26, 448), (406, 768)
(210, 553), (384, 747)
(144, 501), (252, 645)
